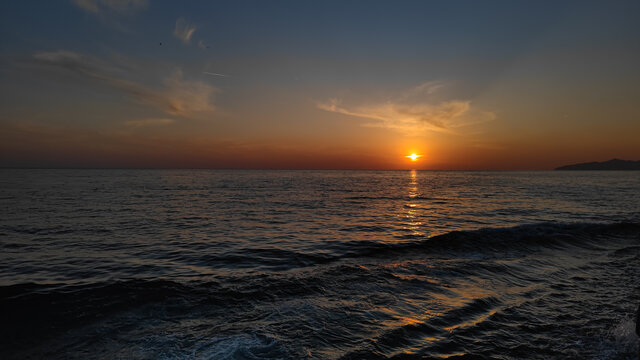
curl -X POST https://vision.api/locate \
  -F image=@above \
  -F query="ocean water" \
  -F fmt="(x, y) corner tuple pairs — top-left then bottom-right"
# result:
(1, 169), (639, 359)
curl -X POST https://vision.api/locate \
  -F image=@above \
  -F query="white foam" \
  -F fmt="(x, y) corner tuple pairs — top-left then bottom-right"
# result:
(153, 333), (289, 360)
(592, 317), (640, 360)
(606, 317), (638, 354)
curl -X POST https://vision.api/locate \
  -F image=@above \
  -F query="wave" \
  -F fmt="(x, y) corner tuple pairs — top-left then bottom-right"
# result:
(4, 221), (637, 295)
(278, 222), (640, 266)
(388, 220), (639, 251)
(198, 221), (640, 269)
(0, 276), (331, 352)
(339, 297), (502, 360)
(2, 221), (638, 358)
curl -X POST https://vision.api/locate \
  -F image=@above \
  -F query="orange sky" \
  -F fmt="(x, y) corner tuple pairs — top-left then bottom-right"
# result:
(1, 1), (639, 169)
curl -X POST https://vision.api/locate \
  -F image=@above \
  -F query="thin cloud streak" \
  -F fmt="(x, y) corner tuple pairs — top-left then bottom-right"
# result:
(33, 50), (217, 120)
(73, 0), (148, 14)
(203, 72), (228, 77)
(123, 118), (175, 127)
(33, 50), (125, 75)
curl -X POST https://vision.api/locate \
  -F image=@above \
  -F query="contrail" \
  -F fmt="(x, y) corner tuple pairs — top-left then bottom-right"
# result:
(203, 72), (228, 77)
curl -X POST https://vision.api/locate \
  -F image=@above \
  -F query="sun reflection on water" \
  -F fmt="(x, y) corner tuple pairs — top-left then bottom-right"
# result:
(399, 170), (424, 235)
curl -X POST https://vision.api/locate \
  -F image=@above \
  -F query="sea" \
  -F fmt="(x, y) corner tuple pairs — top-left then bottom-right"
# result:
(1, 169), (639, 359)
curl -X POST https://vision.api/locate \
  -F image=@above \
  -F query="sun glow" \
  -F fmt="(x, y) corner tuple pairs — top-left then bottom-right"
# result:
(406, 154), (423, 161)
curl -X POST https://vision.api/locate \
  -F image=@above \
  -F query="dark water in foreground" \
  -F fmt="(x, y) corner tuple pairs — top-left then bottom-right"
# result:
(1, 170), (639, 359)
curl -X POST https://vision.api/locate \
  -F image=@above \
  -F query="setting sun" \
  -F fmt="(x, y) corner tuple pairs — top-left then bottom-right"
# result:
(406, 154), (423, 161)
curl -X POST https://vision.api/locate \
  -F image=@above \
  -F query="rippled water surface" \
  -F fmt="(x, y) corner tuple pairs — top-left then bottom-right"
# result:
(1, 170), (639, 359)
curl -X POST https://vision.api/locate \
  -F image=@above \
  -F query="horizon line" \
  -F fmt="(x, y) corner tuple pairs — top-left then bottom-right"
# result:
(0, 166), (593, 171)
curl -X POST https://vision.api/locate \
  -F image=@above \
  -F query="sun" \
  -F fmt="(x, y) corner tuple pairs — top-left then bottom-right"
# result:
(406, 153), (423, 161)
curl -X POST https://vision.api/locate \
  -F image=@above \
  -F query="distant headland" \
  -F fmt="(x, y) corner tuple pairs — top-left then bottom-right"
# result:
(555, 159), (640, 170)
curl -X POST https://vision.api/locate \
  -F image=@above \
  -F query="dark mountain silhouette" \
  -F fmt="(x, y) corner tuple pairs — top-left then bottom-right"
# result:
(555, 159), (640, 170)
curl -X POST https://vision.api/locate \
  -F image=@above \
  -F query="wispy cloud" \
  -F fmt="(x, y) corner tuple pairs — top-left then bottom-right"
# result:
(203, 72), (228, 77)
(73, 0), (148, 14)
(33, 50), (217, 120)
(403, 81), (447, 98)
(174, 17), (197, 44)
(123, 118), (175, 127)
(33, 50), (126, 76)
(72, 0), (148, 32)
(317, 82), (494, 134)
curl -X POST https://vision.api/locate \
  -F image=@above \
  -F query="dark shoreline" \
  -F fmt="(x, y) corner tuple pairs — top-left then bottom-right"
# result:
(555, 159), (640, 170)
